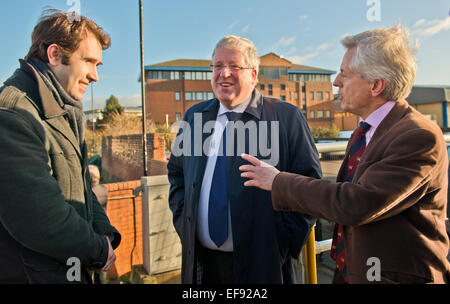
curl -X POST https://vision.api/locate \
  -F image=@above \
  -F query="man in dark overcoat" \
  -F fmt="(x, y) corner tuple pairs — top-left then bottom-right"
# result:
(0, 9), (120, 283)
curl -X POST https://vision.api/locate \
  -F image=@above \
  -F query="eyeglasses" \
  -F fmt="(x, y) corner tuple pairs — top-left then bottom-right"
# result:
(210, 64), (254, 72)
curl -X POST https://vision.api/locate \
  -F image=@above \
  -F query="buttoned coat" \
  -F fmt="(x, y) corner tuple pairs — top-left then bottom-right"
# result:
(272, 100), (450, 283)
(168, 89), (321, 283)
(0, 60), (121, 283)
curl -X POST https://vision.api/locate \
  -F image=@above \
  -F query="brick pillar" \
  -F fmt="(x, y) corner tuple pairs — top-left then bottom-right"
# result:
(104, 180), (143, 278)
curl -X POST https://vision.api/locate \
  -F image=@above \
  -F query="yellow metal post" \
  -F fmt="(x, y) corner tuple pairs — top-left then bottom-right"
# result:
(305, 226), (317, 284)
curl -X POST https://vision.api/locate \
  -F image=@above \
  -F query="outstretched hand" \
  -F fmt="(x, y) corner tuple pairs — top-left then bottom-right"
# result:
(239, 154), (280, 191)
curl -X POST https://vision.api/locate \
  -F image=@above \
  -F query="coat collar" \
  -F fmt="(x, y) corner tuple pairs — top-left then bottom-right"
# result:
(337, 100), (410, 182)
(17, 59), (66, 119)
(4, 59), (81, 158)
(367, 100), (410, 147)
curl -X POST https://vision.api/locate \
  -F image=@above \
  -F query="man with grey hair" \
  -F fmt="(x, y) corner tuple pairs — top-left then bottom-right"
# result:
(168, 35), (321, 283)
(240, 24), (450, 283)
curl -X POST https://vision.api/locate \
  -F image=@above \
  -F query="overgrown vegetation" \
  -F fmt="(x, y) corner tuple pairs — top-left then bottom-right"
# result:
(311, 125), (340, 138)
(86, 111), (174, 159)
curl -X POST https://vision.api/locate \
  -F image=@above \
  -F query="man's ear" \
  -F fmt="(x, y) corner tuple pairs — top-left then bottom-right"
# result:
(47, 44), (63, 67)
(251, 69), (258, 83)
(371, 79), (386, 97)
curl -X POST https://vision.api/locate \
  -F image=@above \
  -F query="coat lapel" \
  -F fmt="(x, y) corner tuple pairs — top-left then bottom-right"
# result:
(195, 99), (220, 185)
(227, 90), (264, 173)
(352, 100), (409, 182)
(45, 116), (82, 158)
(363, 100), (409, 153)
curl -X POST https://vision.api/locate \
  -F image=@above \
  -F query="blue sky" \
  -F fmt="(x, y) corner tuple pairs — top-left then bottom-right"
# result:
(0, 0), (449, 110)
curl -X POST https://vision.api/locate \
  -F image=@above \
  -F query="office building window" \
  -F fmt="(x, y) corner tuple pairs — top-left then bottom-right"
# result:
(325, 110), (331, 118)
(260, 84), (265, 91)
(260, 67), (287, 79)
(148, 71), (170, 80)
(309, 92), (314, 100)
(162, 71), (170, 79)
(185, 91), (214, 101)
(175, 92), (180, 101)
(301, 74), (331, 82)
(317, 91), (323, 100)
(170, 71), (180, 80)
(281, 84), (286, 91)
(175, 113), (181, 121)
(281, 96), (286, 101)
(317, 110), (323, 118)
(182, 71), (212, 80)
(149, 70), (215, 81)
(268, 90), (273, 96)
(326, 92), (330, 100)
(310, 111), (315, 119)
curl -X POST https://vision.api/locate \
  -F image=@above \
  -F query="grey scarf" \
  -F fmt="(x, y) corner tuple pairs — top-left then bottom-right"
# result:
(29, 60), (86, 147)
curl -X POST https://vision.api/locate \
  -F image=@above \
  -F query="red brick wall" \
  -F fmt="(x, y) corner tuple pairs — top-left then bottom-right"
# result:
(104, 180), (143, 278)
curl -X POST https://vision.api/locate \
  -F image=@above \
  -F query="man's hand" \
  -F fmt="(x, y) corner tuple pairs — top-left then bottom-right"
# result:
(101, 235), (116, 271)
(239, 154), (280, 191)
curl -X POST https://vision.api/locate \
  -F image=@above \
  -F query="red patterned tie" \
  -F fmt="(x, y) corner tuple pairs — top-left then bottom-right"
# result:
(330, 122), (371, 282)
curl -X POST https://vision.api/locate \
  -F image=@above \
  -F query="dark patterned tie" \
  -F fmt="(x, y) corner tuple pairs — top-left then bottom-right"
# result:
(208, 112), (241, 247)
(330, 121), (371, 282)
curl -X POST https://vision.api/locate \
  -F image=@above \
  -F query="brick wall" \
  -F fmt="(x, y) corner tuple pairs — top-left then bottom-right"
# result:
(104, 180), (143, 278)
(101, 133), (168, 183)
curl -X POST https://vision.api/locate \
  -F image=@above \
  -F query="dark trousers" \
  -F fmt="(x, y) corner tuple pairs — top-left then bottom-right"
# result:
(200, 246), (235, 284)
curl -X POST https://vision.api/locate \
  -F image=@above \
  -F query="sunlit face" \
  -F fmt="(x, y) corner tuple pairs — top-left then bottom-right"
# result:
(50, 32), (103, 101)
(211, 46), (257, 109)
(333, 47), (374, 119)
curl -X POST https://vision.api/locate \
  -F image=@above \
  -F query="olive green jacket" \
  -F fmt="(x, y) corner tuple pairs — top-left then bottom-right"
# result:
(0, 60), (121, 283)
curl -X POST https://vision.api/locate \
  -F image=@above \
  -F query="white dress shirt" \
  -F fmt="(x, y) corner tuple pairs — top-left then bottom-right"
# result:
(196, 96), (252, 251)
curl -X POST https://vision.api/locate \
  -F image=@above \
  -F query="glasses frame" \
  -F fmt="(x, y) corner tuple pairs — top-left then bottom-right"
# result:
(210, 64), (254, 72)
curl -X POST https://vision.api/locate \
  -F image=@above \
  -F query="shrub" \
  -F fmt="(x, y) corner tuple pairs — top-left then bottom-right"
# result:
(311, 125), (340, 138)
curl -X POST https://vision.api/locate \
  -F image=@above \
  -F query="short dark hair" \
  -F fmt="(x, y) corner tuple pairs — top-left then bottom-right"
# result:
(25, 9), (111, 64)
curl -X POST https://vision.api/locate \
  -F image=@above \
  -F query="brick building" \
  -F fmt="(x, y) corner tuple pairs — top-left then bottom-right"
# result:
(143, 53), (336, 129)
